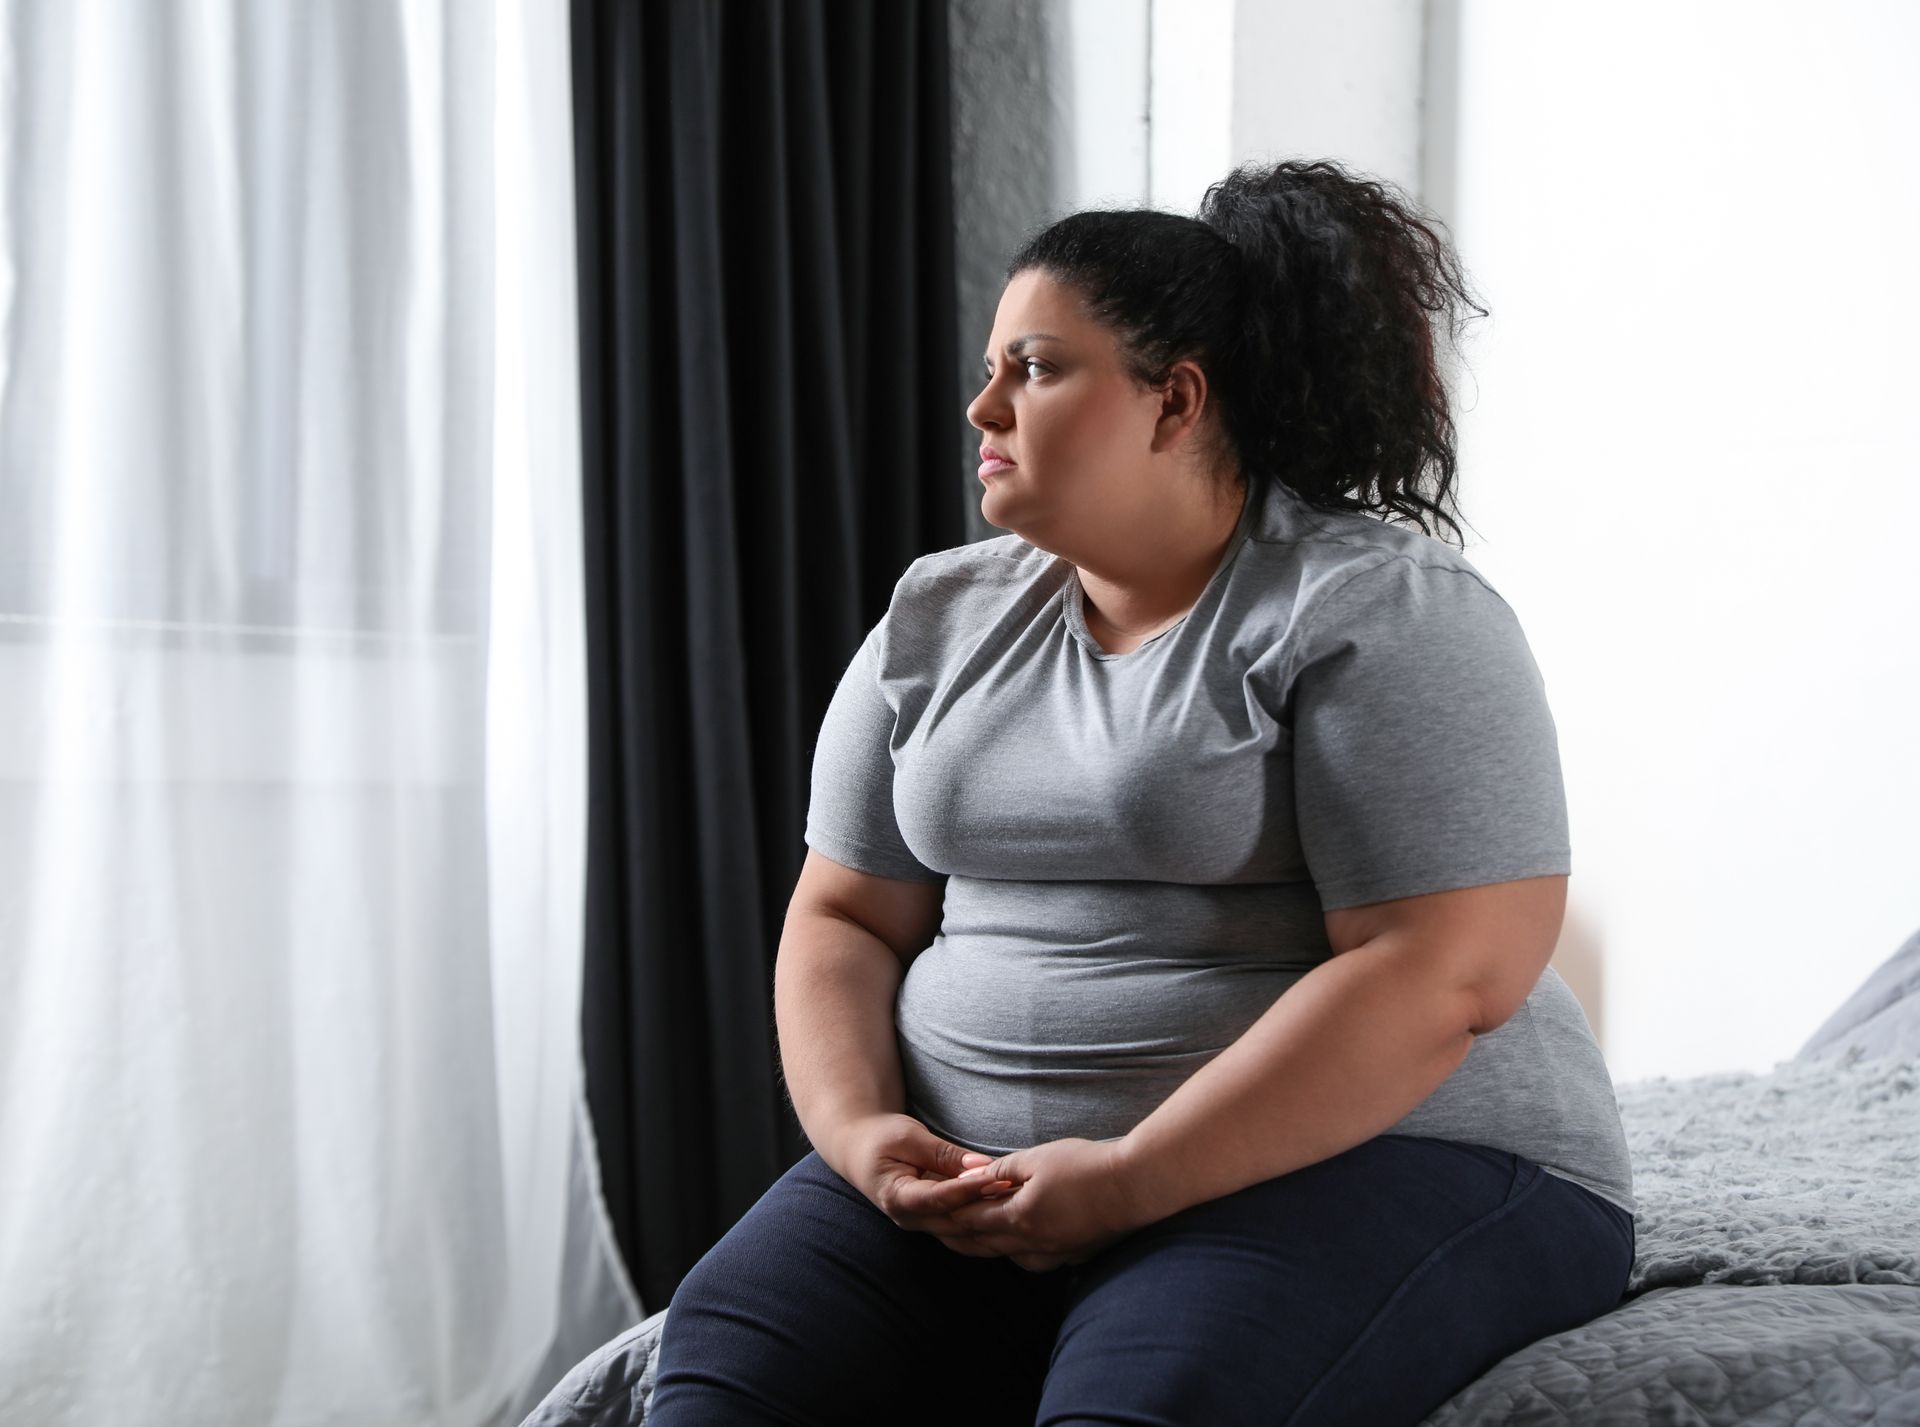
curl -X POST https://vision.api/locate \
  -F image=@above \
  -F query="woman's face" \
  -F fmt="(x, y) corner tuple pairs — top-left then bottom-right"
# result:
(966, 269), (1171, 549)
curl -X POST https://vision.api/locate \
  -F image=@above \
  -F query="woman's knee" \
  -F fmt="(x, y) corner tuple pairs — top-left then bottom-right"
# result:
(649, 1155), (915, 1424)
(664, 1152), (891, 1319)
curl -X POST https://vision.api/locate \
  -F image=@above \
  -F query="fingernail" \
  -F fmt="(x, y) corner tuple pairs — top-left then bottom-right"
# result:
(958, 1166), (988, 1178)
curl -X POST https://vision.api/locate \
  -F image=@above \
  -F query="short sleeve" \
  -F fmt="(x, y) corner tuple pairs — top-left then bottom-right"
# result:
(1290, 559), (1571, 910)
(804, 622), (946, 883)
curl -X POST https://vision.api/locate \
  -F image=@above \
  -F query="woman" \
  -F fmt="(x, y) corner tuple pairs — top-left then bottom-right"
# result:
(647, 159), (1635, 1427)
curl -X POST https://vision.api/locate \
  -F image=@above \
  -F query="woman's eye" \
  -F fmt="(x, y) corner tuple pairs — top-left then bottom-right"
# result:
(981, 359), (1049, 382)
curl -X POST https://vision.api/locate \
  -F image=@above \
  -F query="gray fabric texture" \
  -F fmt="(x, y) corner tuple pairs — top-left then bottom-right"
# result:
(1417, 1282), (1920, 1426)
(1619, 1051), (1920, 1294)
(518, 1309), (666, 1427)
(805, 477), (1634, 1215)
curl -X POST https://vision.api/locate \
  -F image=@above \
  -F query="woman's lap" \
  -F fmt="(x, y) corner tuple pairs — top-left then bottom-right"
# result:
(646, 1150), (1072, 1425)
(647, 1135), (1633, 1427)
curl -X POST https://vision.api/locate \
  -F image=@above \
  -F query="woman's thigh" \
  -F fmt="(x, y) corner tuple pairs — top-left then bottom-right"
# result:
(1037, 1134), (1634, 1427)
(647, 1150), (1073, 1427)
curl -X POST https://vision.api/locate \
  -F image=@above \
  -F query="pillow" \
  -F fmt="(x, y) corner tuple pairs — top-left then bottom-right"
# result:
(1796, 926), (1920, 1064)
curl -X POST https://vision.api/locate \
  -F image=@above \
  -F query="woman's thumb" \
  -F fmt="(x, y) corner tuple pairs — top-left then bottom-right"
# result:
(959, 1150), (1016, 1182)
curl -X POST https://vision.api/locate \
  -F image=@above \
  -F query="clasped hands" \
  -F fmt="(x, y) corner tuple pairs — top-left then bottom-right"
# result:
(842, 1113), (1150, 1274)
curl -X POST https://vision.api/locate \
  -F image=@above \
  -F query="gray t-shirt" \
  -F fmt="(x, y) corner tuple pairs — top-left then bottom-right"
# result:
(804, 476), (1636, 1215)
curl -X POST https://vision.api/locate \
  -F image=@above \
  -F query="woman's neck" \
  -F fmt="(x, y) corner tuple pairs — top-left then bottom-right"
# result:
(1075, 482), (1248, 638)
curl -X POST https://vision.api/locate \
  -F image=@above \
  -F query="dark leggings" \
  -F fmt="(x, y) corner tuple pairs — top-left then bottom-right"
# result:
(648, 1133), (1634, 1427)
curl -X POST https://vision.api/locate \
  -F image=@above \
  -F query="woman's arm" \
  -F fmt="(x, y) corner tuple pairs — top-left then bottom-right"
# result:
(774, 850), (1013, 1239)
(943, 875), (1565, 1266)
(1114, 874), (1565, 1224)
(771, 848), (1013, 1229)
(774, 850), (935, 1171)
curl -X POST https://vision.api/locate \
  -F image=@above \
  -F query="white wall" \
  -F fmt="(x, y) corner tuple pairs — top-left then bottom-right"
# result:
(1442, 0), (1920, 1080)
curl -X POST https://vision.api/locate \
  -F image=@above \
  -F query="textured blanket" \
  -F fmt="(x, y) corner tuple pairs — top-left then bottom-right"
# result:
(1619, 1050), (1920, 1293)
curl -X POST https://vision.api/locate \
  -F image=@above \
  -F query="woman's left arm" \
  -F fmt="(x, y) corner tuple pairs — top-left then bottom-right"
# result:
(1114, 871), (1564, 1222)
(945, 874), (1565, 1265)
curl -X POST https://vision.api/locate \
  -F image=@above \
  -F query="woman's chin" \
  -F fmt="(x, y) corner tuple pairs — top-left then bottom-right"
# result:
(978, 485), (1022, 531)
(978, 500), (1052, 551)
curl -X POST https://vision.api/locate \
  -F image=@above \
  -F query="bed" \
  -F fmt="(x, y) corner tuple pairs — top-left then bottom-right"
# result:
(522, 927), (1920, 1426)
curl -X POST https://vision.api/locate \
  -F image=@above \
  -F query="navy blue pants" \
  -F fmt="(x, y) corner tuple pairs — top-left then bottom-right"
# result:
(648, 1134), (1634, 1426)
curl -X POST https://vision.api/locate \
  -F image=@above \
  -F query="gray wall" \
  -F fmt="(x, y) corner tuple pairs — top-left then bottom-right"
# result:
(948, 0), (1068, 544)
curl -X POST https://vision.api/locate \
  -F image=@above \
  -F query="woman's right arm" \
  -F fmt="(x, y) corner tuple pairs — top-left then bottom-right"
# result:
(775, 849), (1013, 1236)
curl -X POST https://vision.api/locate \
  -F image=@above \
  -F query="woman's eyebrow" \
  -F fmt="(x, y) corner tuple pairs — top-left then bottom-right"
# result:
(982, 333), (1062, 365)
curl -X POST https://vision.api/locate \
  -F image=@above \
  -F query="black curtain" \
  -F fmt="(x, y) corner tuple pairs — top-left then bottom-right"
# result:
(570, 0), (965, 1313)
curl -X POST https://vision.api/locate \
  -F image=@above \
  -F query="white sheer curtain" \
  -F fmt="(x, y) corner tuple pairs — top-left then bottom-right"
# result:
(0, 2), (638, 1423)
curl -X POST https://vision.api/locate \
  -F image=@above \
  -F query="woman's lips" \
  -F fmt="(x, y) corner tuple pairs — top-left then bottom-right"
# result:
(978, 457), (1017, 480)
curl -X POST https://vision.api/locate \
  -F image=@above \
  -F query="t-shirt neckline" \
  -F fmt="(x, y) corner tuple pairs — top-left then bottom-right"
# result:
(1062, 485), (1260, 663)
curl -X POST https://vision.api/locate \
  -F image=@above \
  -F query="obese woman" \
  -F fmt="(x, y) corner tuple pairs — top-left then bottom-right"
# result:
(647, 158), (1635, 1427)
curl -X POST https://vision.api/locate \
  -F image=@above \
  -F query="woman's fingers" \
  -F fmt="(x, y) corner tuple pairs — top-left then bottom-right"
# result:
(881, 1160), (1026, 1257)
(908, 1173), (1015, 1216)
(882, 1169), (1015, 1235)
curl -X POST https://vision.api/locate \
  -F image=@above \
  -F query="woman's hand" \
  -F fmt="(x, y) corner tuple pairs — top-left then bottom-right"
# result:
(828, 1112), (1018, 1242)
(938, 1137), (1145, 1273)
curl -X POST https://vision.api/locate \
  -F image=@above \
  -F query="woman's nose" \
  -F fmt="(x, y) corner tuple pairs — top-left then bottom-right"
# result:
(966, 380), (1005, 433)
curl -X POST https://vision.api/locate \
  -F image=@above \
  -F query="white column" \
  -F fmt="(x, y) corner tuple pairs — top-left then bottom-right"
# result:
(1149, 0), (1236, 212)
(1227, 0), (1427, 201)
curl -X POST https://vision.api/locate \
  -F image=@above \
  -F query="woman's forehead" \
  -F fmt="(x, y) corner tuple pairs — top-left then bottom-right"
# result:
(998, 268), (1075, 314)
(987, 271), (1102, 350)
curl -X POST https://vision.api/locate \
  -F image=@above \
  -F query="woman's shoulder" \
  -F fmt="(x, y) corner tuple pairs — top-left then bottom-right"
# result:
(1242, 482), (1512, 632)
(874, 532), (1065, 666)
(897, 530), (1056, 586)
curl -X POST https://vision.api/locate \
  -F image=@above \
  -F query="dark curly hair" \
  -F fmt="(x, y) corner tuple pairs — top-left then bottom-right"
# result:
(1005, 159), (1486, 548)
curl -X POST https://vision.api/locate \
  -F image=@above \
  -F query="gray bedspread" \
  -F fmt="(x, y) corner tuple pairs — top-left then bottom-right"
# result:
(1619, 1052), (1920, 1293)
(1419, 1282), (1920, 1425)
(1419, 1051), (1920, 1425)
(524, 1051), (1920, 1426)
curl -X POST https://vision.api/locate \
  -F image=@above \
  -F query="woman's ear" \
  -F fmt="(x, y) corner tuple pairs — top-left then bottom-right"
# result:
(1151, 359), (1211, 454)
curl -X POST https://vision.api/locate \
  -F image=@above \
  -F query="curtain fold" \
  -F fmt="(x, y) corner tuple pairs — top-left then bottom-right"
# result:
(0, 2), (635, 1422)
(570, 0), (964, 1311)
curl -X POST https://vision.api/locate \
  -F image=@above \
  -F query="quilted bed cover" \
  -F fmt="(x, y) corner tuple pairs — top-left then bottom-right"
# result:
(1419, 1051), (1920, 1424)
(524, 931), (1920, 1425)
